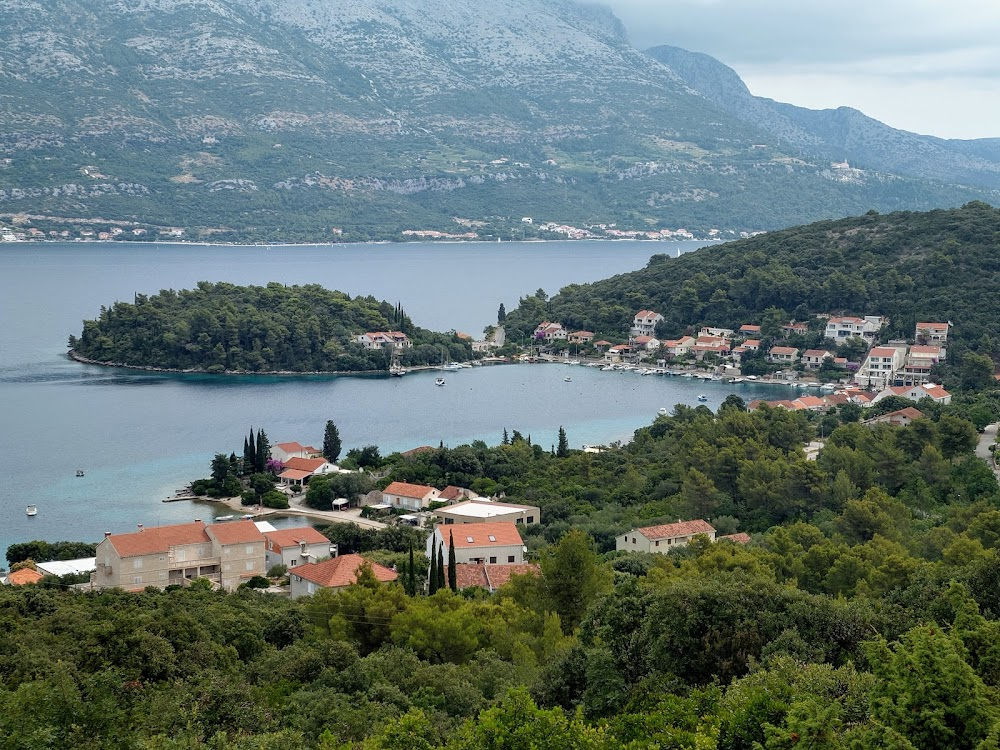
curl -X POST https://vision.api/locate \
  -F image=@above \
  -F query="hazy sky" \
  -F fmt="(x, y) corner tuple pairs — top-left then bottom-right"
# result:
(603, 0), (1000, 140)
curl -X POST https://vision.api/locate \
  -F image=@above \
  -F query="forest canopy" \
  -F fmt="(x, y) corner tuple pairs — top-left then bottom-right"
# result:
(69, 282), (472, 373)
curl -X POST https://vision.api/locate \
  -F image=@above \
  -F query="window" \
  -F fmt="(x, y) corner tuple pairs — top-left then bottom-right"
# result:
(507, 556), (515, 563)
(488, 535), (496, 542)
(133, 576), (142, 585)
(133, 558), (142, 569)
(245, 545), (254, 555)
(516, 518), (522, 524)
(159, 572), (167, 580)
(159, 556), (165, 562)
(466, 536), (474, 543)
(490, 556), (497, 564)
(290, 559), (297, 566)
(527, 516), (534, 524)
(246, 561), (255, 571)
(655, 540), (659, 547)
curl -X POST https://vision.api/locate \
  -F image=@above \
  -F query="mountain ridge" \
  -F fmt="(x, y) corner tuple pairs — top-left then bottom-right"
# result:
(0, 0), (996, 242)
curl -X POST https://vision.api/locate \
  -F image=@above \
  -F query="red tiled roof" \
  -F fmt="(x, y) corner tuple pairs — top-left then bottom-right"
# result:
(740, 325), (761, 332)
(454, 563), (490, 589)
(439, 486), (468, 502)
(484, 563), (539, 589)
(720, 533), (752, 545)
(916, 322), (949, 330)
(439, 522), (524, 548)
(7, 568), (44, 585)
(909, 346), (942, 355)
(274, 441), (305, 452)
(829, 316), (864, 324)
(401, 446), (435, 457)
(923, 385), (950, 399)
(207, 520), (265, 546)
(638, 519), (716, 540)
(283, 457), (328, 473)
(770, 347), (798, 355)
(743, 339), (761, 346)
(278, 469), (312, 481)
(802, 349), (831, 357)
(263, 526), (329, 551)
(384, 481), (437, 499)
(635, 310), (660, 319)
(294, 554), (397, 588)
(106, 521), (210, 558)
(869, 347), (899, 357)
(886, 407), (926, 420)
(594, 340), (613, 347)
(571, 331), (594, 337)
(633, 335), (657, 344)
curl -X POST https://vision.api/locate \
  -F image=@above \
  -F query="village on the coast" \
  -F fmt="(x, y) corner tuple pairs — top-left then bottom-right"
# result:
(3, 308), (958, 597)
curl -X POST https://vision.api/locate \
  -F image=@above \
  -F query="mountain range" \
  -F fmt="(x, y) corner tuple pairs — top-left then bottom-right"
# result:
(1, 0), (998, 242)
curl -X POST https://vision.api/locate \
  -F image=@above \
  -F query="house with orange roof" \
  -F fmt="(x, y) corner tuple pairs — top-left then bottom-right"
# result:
(429, 522), (525, 565)
(719, 532), (752, 544)
(781, 322), (809, 336)
(863, 407), (926, 428)
(872, 383), (951, 406)
(824, 315), (885, 342)
(898, 345), (943, 386)
(699, 326), (734, 340)
(533, 321), (568, 341)
(915, 322), (950, 346)
(855, 345), (907, 390)
(357, 331), (411, 350)
(739, 324), (761, 336)
(616, 519), (717, 553)
(568, 331), (595, 345)
(383, 481), (441, 511)
(768, 346), (799, 365)
(801, 349), (834, 370)
(277, 456), (334, 488)
(263, 526), (334, 570)
(632, 335), (661, 351)
(271, 441), (312, 463)
(289, 554), (397, 599)
(663, 336), (695, 356)
(453, 563), (540, 592)
(605, 344), (634, 363)
(92, 519), (266, 592)
(631, 310), (664, 337)
(4, 567), (44, 586)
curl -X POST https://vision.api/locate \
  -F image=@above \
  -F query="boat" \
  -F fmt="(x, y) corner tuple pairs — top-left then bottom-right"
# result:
(682, 372), (695, 378)
(75, 469), (85, 477)
(820, 383), (836, 391)
(442, 363), (462, 372)
(25, 505), (37, 517)
(658, 407), (669, 416)
(389, 364), (406, 377)
(697, 394), (708, 402)
(215, 515), (235, 522)
(731, 377), (745, 384)
(564, 376), (572, 382)
(435, 377), (446, 386)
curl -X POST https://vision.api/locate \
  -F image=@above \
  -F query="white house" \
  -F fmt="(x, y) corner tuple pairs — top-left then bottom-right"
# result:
(801, 349), (834, 370)
(270, 442), (320, 464)
(289, 554), (397, 599)
(855, 346), (906, 390)
(699, 327), (734, 339)
(631, 310), (664, 337)
(872, 384), (952, 405)
(615, 519), (717, 553)
(262, 526), (333, 570)
(768, 346), (799, 364)
(534, 322), (568, 341)
(632, 335), (661, 352)
(915, 322), (950, 346)
(825, 316), (885, 342)
(898, 345), (943, 386)
(428, 522), (525, 565)
(357, 331), (411, 350)
(382, 481), (441, 511)
(663, 336), (695, 356)
(434, 499), (540, 526)
(568, 331), (595, 345)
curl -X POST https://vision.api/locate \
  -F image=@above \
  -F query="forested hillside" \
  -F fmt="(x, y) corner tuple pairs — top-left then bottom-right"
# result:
(8, 400), (1000, 748)
(68, 282), (471, 373)
(506, 202), (1000, 358)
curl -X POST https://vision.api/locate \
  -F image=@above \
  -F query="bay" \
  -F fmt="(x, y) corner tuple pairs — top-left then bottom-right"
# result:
(0, 239), (792, 553)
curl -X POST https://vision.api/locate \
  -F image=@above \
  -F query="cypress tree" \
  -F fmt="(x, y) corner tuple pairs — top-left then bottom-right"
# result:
(498, 302), (506, 324)
(436, 546), (446, 592)
(557, 426), (569, 457)
(448, 530), (457, 592)
(502, 428), (509, 445)
(256, 428), (269, 473)
(429, 536), (438, 594)
(323, 420), (342, 463)
(246, 429), (256, 470)
(408, 543), (416, 596)
(243, 436), (250, 472)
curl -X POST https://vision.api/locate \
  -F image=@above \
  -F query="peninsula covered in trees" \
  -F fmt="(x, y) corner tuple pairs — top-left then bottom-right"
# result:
(506, 202), (1000, 364)
(68, 282), (473, 373)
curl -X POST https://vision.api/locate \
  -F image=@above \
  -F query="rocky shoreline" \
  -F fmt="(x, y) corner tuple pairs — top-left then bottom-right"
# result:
(67, 349), (449, 377)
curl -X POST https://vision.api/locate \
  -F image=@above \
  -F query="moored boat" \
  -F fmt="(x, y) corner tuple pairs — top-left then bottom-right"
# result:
(25, 505), (37, 516)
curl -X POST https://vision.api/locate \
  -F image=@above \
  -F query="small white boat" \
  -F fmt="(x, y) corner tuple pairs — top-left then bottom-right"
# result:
(697, 394), (708, 402)
(731, 377), (745, 384)
(710, 374), (722, 381)
(75, 469), (85, 477)
(435, 377), (446, 386)
(745, 375), (758, 380)
(820, 383), (836, 391)
(658, 407), (669, 416)
(25, 505), (37, 517)
(216, 515), (235, 522)
(682, 373), (695, 378)
(564, 376), (572, 382)
(442, 363), (461, 372)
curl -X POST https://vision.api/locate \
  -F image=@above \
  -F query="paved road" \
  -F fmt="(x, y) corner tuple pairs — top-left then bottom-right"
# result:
(976, 423), (999, 477)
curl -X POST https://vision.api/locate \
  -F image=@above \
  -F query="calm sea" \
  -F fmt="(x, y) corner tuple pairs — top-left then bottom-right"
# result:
(0, 240), (792, 553)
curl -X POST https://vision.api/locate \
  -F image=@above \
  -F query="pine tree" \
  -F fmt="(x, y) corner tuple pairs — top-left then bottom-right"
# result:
(256, 428), (270, 473)
(448, 530), (457, 592)
(557, 426), (569, 457)
(323, 420), (342, 463)
(502, 428), (510, 445)
(429, 537), (438, 594)
(407, 543), (416, 596)
(437, 546), (446, 592)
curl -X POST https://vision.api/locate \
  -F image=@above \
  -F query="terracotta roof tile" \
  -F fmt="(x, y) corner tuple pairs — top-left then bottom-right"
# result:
(637, 519), (715, 540)
(283, 457), (328, 473)
(263, 526), (329, 551)
(207, 520), (266, 546)
(720, 533), (752, 544)
(484, 564), (539, 589)
(7, 568), (44, 585)
(293, 554), (397, 588)
(439, 522), (524, 548)
(439, 485), (468, 502)
(106, 521), (210, 558)
(453, 563), (490, 589)
(274, 442), (305, 452)
(278, 469), (312, 481)
(384, 481), (438, 499)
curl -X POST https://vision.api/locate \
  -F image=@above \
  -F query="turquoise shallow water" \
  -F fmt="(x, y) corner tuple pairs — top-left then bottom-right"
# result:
(0, 239), (792, 553)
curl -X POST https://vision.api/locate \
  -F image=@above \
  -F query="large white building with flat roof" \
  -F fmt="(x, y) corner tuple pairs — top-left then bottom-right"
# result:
(433, 499), (539, 526)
